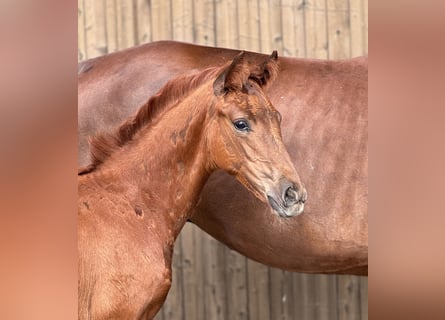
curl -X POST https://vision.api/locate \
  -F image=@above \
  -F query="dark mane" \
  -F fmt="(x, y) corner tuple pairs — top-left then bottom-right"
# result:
(79, 66), (222, 175)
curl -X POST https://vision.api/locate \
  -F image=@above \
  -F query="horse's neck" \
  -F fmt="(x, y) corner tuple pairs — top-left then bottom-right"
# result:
(90, 91), (212, 238)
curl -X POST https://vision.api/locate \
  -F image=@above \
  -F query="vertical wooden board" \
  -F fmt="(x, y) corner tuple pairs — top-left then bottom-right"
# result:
(105, 0), (118, 54)
(293, 273), (316, 320)
(303, 0), (329, 59)
(180, 223), (205, 320)
(237, 0), (260, 51)
(193, 0), (216, 46)
(315, 274), (339, 320)
(269, 0), (284, 55)
(237, 0), (249, 49)
(159, 234), (184, 320)
(179, 225), (194, 320)
(150, 0), (172, 41)
(281, 0), (305, 57)
(171, 0), (185, 41)
(337, 275), (362, 320)
(135, 0), (152, 45)
(360, 276), (368, 320)
(296, 0), (307, 57)
(293, 274), (339, 320)
(203, 236), (227, 320)
(78, 0), (86, 61)
(349, 0), (364, 57)
(248, 0), (261, 51)
(183, 0), (195, 43)
(83, 0), (95, 59)
(225, 249), (248, 320)
(215, 0), (239, 49)
(281, 0), (297, 57)
(258, 0), (272, 53)
(281, 270), (296, 319)
(362, 0), (368, 53)
(93, 0), (107, 56)
(269, 268), (295, 320)
(116, 0), (136, 50)
(326, 0), (351, 59)
(246, 260), (270, 320)
(268, 268), (281, 319)
(115, 0), (124, 49)
(172, 0), (194, 42)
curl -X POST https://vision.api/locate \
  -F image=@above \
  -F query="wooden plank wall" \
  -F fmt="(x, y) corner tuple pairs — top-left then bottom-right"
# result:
(78, 1), (368, 319)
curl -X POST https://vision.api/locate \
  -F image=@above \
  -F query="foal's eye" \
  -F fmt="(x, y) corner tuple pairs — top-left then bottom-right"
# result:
(233, 119), (250, 132)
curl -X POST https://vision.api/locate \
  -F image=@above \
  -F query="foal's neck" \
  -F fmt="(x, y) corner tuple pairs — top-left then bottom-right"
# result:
(93, 89), (213, 238)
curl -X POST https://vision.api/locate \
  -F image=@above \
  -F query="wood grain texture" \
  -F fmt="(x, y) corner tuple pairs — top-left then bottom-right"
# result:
(247, 260), (270, 320)
(78, 0), (86, 60)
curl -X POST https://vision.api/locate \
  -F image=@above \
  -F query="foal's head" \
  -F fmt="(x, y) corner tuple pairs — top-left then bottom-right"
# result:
(206, 52), (307, 217)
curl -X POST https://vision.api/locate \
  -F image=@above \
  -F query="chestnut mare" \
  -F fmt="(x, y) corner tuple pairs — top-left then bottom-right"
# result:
(78, 41), (368, 275)
(78, 52), (307, 319)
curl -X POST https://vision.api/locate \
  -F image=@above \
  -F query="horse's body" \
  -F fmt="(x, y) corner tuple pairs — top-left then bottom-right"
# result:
(79, 41), (368, 275)
(78, 53), (306, 319)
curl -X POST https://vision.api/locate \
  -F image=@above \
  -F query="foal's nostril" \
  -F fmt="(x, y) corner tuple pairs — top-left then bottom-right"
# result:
(284, 186), (298, 207)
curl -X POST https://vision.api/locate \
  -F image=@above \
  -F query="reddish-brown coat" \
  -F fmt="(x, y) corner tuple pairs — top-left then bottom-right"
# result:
(78, 52), (306, 318)
(78, 41), (368, 276)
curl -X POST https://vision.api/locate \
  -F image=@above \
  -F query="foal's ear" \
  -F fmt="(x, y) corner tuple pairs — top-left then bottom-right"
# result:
(213, 51), (247, 96)
(249, 50), (279, 89)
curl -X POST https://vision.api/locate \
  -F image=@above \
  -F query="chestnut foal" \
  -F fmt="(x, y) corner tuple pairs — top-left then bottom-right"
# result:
(78, 52), (306, 319)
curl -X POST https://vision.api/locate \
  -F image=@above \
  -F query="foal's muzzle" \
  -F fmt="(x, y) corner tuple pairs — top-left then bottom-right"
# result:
(267, 182), (307, 217)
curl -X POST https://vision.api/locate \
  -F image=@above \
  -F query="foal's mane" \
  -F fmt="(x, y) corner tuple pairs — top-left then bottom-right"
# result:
(79, 66), (222, 175)
(78, 52), (278, 175)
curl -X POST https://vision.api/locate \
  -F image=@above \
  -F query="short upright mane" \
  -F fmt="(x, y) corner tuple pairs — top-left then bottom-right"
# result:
(78, 52), (278, 176)
(79, 66), (222, 175)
